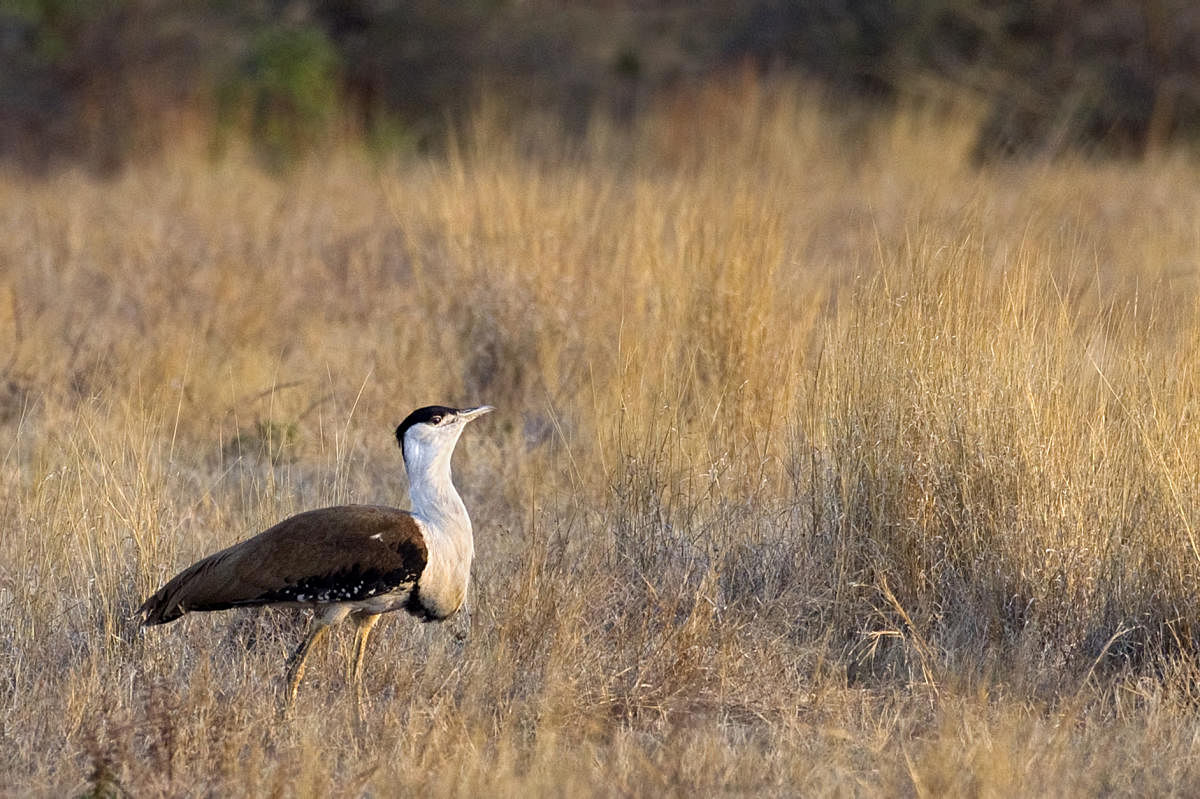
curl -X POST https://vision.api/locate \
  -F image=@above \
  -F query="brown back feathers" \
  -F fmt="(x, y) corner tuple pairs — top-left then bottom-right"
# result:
(139, 505), (427, 625)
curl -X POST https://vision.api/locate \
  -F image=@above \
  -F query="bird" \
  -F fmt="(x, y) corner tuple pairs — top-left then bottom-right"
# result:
(138, 404), (494, 708)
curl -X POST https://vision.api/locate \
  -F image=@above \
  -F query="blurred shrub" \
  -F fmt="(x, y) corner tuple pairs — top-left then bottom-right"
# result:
(315, 0), (487, 138)
(1, 0), (1199, 169)
(722, 0), (1200, 159)
(218, 23), (340, 168)
(0, 0), (206, 172)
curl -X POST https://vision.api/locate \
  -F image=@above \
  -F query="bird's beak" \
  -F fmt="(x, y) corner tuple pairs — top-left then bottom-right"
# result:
(458, 405), (495, 422)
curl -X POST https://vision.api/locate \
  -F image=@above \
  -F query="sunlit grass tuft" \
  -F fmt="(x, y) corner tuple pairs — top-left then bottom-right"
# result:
(4, 82), (1200, 794)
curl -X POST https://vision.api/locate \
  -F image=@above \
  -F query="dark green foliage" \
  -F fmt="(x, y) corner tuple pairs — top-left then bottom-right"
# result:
(219, 23), (340, 169)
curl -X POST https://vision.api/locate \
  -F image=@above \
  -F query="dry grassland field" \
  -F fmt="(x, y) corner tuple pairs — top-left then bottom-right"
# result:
(5, 82), (1200, 796)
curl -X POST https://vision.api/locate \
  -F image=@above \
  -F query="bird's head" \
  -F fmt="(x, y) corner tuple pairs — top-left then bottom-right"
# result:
(396, 405), (494, 471)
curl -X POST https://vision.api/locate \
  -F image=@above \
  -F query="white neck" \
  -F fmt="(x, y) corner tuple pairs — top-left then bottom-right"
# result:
(403, 431), (473, 550)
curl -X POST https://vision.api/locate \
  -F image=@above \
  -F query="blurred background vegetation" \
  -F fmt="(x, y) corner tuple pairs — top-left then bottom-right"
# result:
(2, 0), (1199, 172)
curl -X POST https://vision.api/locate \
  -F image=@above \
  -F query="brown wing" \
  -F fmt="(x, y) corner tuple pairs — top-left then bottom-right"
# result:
(139, 505), (427, 625)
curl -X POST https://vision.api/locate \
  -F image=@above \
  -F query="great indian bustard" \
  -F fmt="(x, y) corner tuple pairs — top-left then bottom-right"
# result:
(138, 404), (493, 707)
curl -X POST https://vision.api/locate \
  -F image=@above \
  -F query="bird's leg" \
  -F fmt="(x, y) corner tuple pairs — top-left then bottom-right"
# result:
(348, 612), (381, 716)
(284, 624), (327, 706)
(284, 606), (349, 707)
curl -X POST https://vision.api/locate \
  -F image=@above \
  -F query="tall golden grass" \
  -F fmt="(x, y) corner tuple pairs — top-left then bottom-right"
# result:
(4, 80), (1200, 795)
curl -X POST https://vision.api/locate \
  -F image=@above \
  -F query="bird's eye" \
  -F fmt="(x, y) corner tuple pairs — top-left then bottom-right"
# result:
(430, 415), (443, 425)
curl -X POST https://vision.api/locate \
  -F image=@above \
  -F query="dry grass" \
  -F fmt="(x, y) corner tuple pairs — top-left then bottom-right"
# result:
(4, 80), (1200, 796)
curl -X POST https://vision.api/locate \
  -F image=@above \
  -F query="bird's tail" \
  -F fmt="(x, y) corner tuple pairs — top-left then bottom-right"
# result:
(138, 583), (186, 625)
(139, 548), (245, 625)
